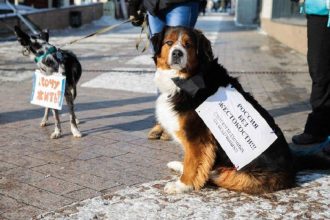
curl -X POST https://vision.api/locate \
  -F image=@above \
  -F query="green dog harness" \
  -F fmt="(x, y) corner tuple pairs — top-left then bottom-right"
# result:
(34, 46), (57, 63)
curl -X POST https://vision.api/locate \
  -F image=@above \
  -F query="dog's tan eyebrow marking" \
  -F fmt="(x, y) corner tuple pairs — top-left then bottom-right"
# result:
(178, 32), (182, 42)
(177, 31), (184, 45)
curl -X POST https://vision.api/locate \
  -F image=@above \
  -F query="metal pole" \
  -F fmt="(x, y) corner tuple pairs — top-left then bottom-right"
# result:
(6, 0), (38, 34)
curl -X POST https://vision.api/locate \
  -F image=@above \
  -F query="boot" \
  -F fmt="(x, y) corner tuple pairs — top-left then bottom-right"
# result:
(292, 133), (327, 145)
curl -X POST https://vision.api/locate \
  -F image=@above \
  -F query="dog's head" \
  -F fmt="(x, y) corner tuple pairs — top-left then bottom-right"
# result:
(14, 26), (64, 75)
(152, 26), (214, 78)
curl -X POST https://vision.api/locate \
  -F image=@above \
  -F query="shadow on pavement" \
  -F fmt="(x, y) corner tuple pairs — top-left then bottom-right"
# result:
(0, 95), (156, 124)
(81, 108), (154, 122)
(83, 115), (154, 134)
(269, 100), (310, 117)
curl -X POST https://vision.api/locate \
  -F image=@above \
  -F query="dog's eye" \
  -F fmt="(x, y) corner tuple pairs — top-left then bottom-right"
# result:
(165, 41), (173, 46)
(185, 43), (191, 48)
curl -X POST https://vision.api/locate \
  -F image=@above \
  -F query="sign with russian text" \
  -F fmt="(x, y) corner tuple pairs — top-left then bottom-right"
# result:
(31, 70), (66, 110)
(196, 85), (277, 170)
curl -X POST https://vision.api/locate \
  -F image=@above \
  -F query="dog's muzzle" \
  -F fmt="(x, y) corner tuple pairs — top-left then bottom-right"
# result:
(171, 49), (184, 64)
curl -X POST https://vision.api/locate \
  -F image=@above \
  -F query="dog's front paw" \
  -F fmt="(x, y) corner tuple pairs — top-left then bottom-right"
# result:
(167, 161), (183, 174)
(50, 131), (61, 139)
(75, 118), (80, 125)
(40, 120), (47, 127)
(71, 127), (82, 138)
(73, 131), (82, 138)
(164, 180), (193, 194)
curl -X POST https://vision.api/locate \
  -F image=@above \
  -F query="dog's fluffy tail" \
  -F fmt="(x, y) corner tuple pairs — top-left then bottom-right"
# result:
(210, 168), (294, 194)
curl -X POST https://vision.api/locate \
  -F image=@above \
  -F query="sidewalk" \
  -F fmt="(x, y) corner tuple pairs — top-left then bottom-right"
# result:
(0, 14), (329, 219)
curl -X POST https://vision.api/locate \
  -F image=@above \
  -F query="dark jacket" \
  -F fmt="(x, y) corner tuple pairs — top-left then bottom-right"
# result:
(129, 0), (199, 16)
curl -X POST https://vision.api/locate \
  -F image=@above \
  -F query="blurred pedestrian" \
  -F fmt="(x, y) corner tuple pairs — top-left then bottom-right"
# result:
(212, 0), (220, 12)
(292, 0), (330, 145)
(128, 0), (200, 140)
(200, 0), (207, 16)
(220, 0), (230, 12)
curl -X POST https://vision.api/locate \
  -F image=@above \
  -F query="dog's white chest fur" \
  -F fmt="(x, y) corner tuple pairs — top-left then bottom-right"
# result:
(154, 69), (181, 142)
(154, 69), (179, 94)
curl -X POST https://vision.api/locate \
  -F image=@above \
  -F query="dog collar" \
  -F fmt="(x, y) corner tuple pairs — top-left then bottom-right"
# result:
(34, 46), (57, 63)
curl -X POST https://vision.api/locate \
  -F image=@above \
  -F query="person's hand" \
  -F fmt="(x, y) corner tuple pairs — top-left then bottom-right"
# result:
(130, 10), (145, 26)
(128, 0), (145, 26)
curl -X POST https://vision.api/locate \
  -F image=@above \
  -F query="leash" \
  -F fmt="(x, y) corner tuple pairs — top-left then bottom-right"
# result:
(2, 16), (149, 54)
(59, 16), (150, 53)
(135, 15), (150, 53)
(58, 18), (133, 47)
(57, 17), (150, 52)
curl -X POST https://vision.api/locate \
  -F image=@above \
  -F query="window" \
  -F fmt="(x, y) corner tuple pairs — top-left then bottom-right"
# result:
(272, 0), (306, 26)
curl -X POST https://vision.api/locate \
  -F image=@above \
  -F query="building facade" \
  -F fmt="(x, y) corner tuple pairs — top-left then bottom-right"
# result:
(9, 0), (107, 8)
(260, 0), (307, 54)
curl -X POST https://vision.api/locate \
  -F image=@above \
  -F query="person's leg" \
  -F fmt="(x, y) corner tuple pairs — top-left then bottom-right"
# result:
(292, 15), (330, 145)
(165, 2), (200, 28)
(147, 12), (166, 37)
(304, 15), (330, 138)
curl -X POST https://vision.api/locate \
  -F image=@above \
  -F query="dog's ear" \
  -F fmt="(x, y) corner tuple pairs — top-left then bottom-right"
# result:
(151, 27), (167, 64)
(31, 29), (49, 42)
(151, 26), (167, 56)
(14, 25), (31, 47)
(39, 29), (49, 42)
(194, 29), (214, 63)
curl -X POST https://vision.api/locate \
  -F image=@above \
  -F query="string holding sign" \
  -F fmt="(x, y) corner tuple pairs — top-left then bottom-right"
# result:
(30, 70), (66, 110)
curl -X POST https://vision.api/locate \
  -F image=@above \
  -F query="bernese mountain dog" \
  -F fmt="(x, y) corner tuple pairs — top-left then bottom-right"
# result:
(152, 26), (330, 195)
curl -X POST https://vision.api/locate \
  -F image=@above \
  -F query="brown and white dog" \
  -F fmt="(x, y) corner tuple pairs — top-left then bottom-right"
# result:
(152, 26), (330, 195)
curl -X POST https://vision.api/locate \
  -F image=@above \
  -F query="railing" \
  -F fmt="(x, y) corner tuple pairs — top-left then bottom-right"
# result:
(5, 0), (38, 33)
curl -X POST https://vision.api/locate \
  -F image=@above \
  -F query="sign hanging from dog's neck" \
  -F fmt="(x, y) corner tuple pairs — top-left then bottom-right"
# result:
(31, 70), (66, 110)
(196, 85), (278, 170)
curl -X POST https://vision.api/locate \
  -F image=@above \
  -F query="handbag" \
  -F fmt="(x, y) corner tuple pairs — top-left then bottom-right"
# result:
(301, 0), (330, 27)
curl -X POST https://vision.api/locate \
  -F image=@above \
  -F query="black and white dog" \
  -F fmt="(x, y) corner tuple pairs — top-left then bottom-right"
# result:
(14, 26), (82, 139)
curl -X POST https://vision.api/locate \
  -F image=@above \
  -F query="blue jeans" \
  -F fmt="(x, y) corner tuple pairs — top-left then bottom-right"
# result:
(147, 2), (200, 36)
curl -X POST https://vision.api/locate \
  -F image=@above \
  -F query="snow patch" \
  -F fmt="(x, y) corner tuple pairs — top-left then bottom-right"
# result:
(39, 172), (330, 220)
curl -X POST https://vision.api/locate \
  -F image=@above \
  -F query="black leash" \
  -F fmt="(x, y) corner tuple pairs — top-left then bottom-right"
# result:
(59, 18), (133, 47)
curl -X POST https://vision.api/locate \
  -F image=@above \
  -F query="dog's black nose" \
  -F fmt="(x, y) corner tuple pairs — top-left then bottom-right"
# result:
(172, 49), (183, 58)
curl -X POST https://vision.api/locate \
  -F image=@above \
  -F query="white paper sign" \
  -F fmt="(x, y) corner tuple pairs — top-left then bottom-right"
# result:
(31, 70), (66, 110)
(196, 85), (277, 170)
